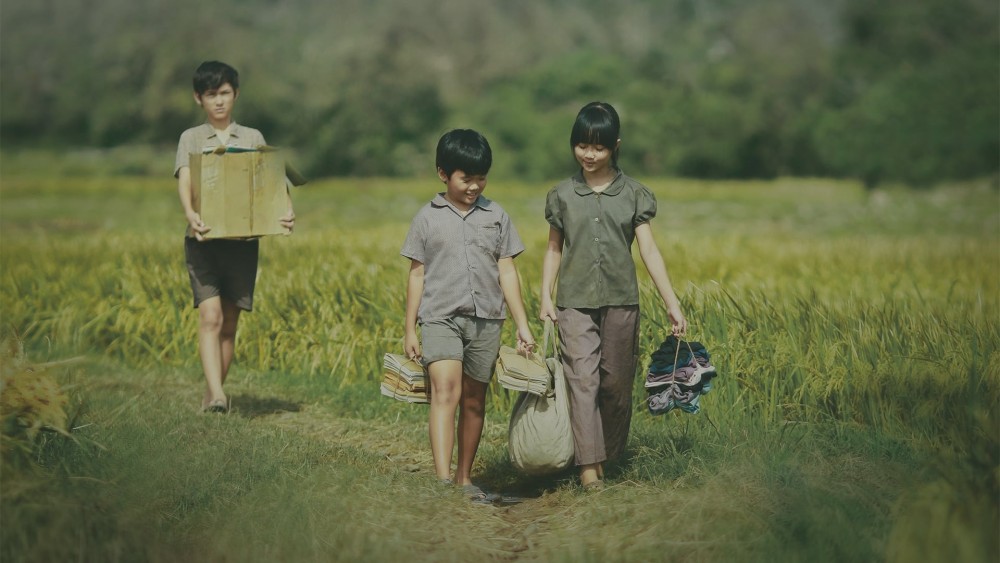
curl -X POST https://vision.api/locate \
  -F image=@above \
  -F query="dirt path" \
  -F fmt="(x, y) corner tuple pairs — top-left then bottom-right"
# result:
(241, 394), (583, 560)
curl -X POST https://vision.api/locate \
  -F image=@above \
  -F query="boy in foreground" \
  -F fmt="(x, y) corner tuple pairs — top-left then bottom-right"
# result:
(174, 61), (294, 413)
(401, 129), (534, 503)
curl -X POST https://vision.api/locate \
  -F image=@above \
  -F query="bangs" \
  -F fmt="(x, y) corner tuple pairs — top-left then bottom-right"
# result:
(570, 105), (619, 148)
(452, 145), (492, 176)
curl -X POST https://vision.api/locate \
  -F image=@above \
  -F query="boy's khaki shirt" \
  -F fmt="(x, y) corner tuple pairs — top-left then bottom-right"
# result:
(174, 122), (267, 238)
(545, 170), (657, 309)
(401, 194), (525, 323)
(174, 122), (266, 176)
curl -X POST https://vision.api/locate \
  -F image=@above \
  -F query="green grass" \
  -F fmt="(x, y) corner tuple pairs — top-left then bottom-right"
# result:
(1, 156), (998, 562)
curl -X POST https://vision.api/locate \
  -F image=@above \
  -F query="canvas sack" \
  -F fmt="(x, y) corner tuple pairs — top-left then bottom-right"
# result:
(508, 320), (574, 474)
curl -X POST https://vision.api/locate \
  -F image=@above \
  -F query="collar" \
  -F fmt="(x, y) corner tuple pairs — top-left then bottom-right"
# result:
(431, 193), (493, 213)
(572, 169), (625, 196)
(199, 122), (242, 139)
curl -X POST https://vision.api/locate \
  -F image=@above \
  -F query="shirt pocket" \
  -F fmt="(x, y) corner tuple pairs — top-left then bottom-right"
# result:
(476, 224), (501, 256)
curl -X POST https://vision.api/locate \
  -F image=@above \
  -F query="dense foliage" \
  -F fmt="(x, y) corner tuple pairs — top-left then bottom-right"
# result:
(2, 0), (996, 184)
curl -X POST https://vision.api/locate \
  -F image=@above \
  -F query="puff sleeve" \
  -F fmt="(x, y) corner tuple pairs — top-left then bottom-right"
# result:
(544, 187), (563, 231)
(633, 185), (657, 227)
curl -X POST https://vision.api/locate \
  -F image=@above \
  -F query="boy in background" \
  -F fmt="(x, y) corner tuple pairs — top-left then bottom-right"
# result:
(402, 129), (534, 503)
(174, 61), (295, 413)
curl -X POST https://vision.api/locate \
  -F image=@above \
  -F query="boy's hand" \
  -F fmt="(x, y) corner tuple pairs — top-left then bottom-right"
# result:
(280, 212), (295, 233)
(515, 326), (535, 355)
(404, 331), (421, 361)
(187, 212), (211, 241)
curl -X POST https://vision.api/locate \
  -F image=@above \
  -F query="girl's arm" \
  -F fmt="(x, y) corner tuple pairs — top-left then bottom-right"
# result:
(635, 222), (687, 336)
(498, 257), (535, 353)
(539, 227), (563, 322)
(404, 260), (424, 360)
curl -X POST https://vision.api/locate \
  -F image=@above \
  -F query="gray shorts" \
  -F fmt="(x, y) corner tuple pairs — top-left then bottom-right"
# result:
(420, 315), (504, 383)
(184, 237), (259, 311)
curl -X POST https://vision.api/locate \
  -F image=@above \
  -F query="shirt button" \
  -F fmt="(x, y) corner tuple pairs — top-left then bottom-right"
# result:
(594, 217), (600, 222)
(594, 237), (599, 242)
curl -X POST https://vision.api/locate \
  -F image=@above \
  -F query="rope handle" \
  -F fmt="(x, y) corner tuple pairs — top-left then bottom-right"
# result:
(542, 318), (559, 360)
(667, 334), (699, 384)
(507, 321), (553, 365)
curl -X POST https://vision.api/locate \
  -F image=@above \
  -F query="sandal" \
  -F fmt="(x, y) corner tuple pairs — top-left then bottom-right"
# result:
(205, 398), (229, 414)
(461, 484), (495, 505)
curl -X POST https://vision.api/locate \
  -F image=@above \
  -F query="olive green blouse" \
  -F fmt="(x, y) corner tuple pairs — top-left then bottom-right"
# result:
(544, 170), (657, 309)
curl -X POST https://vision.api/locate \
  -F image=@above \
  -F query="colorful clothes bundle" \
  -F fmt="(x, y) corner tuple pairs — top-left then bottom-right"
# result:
(645, 335), (718, 415)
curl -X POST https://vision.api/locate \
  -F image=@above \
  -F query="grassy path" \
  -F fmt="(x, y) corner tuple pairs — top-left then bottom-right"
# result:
(4, 357), (955, 563)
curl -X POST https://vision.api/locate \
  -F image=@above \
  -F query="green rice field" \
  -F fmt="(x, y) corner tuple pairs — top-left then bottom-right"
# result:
(1, 149), (998, 562)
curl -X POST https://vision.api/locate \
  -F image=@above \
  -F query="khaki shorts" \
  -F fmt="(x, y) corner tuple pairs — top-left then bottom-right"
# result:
(184, 237), (259, 311)
(420, 315), (504, 383)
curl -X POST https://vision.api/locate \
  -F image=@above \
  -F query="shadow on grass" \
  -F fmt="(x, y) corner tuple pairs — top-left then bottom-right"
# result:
(230, 394), (302, 418)
(474, 428), (698, 501)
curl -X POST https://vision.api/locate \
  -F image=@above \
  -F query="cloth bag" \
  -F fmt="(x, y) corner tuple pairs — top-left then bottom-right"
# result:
(508, 320), (575, 475)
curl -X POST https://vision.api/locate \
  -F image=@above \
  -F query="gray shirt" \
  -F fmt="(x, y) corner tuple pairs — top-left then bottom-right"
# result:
(402, 193), (525, 323)
(545, 170), (657, 309)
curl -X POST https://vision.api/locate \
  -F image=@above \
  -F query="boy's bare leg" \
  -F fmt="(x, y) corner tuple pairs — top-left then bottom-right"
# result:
(428, 360), (463, 480)
(455, 376), (488, 486)
(218, 299), (242, 386)
(198, 296), (241, 408)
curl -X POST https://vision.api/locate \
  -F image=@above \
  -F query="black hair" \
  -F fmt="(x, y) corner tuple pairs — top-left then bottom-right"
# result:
(570, 101), (621, 168)
(192, 61), (240, 95)
(435, 129), (493, 177)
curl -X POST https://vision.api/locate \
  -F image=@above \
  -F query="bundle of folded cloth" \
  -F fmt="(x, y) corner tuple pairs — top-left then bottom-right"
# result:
(495, 346), (551, 397)
(645, 335), (718, 415)
(380, 353), (429, 403)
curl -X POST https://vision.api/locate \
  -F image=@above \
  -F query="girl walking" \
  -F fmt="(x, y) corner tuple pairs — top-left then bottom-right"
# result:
(539, 101), (687, 489)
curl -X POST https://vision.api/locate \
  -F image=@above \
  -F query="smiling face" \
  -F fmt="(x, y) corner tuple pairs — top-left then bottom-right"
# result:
(438, 168), (487, 211)
(574, 142), (617, 176)
(194, 82), (238, 127)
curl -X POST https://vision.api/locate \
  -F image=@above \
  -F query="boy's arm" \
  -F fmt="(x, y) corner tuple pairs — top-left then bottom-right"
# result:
(404, 259), (424, 360)
(539, 226), (563, 322)
(280, 186), (296, 232)
(177, 166), (211, 240)
(635, 222), (687, 336)
(498, 257), (535, 353)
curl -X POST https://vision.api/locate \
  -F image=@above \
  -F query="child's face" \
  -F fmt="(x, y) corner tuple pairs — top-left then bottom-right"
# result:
(438, 168), (487, 211)
(194, 82), (238, 124)
(574, 142), (617, 175)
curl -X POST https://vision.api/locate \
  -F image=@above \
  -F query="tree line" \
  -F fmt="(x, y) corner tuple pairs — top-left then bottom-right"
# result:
(1, 0), (996, 185)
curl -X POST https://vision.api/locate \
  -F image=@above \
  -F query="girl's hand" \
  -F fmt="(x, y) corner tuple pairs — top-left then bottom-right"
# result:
(538, 299), (558, 323)
(404, 332), (421, 361)
(669, 307), (687, 337)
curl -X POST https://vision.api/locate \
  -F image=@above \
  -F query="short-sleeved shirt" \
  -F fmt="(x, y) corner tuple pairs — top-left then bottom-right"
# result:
(174, 122), (267, 177)
(175, 122), (267, 238)
(401, 193), (525, 323)
(544, 170), (657, 309)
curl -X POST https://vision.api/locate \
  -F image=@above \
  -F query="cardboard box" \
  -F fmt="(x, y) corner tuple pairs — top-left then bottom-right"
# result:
(190, 148), (291, 239)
